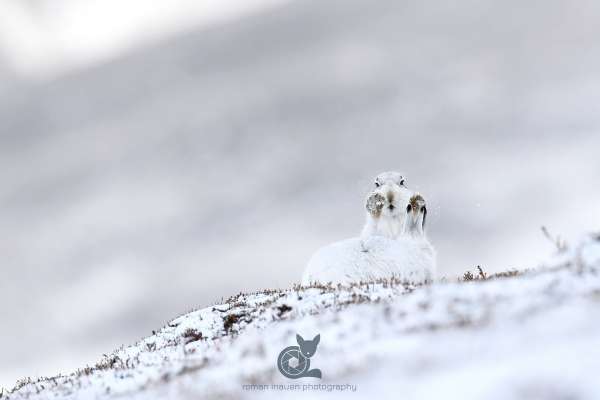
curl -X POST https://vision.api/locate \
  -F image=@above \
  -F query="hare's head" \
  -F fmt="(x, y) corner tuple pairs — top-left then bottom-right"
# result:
(366, 171), (410, 219)
(296, 334), (320, 358)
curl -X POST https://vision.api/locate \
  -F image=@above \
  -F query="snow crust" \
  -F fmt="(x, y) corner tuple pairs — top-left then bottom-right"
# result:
(6, 234), (600, 400)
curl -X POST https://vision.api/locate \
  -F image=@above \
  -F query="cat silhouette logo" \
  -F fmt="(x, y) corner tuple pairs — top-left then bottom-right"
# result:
(277, 334), (322, 379)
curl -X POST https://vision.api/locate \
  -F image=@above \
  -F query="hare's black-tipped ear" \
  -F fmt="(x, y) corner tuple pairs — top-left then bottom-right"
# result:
(313, 334), (320, 345)
(296, 334), (304, 345)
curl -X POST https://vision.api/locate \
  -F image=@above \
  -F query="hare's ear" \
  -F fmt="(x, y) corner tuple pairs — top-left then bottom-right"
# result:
(296, 334), (304, 345)
(313, 334), (320, 345)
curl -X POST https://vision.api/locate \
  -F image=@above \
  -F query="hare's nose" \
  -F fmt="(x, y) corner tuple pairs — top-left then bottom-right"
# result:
(386, 191), (394, 203)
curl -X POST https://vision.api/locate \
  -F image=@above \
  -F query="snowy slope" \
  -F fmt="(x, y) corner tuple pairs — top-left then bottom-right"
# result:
(5, 233), (600, 400)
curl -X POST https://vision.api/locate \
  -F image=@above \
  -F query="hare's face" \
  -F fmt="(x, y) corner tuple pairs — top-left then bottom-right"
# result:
(368, 172), (410, 218)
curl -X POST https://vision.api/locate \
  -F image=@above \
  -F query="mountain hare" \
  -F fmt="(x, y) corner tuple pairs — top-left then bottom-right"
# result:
(302, 174), (436, 285)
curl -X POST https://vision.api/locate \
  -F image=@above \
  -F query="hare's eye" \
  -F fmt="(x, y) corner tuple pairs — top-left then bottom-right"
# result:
(374, 181), (380, 188)
(406, 204), (412, 212)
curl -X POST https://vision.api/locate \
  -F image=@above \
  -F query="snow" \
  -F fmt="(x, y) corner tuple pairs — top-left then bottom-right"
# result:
(5, 233), (600, 400)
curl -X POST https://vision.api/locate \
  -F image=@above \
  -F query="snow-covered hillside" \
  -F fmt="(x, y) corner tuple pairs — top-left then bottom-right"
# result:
(5, 233), (600, 400)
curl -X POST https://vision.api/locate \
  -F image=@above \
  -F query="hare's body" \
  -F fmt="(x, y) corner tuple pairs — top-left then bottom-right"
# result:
(302, 236), (435, 285)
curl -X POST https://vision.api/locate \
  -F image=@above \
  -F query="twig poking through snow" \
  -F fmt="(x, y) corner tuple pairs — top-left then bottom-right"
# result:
(541, 226), (568, 252)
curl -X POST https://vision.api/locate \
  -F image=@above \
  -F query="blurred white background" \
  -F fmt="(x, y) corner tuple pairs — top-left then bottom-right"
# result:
(0, 0), (289, 77)
(1, 0), (600, 389)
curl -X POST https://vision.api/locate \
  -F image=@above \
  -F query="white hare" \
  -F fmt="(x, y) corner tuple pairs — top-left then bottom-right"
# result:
(302, 173), (436, 285)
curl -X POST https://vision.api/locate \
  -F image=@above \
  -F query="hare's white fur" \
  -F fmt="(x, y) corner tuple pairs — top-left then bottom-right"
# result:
(302, 174), (436, 286)
(360, 171), (412, 240)
(301, 236), (435, 285)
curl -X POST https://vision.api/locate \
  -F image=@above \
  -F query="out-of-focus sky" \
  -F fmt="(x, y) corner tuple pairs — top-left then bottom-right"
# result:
(1, 0), (600, 390)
